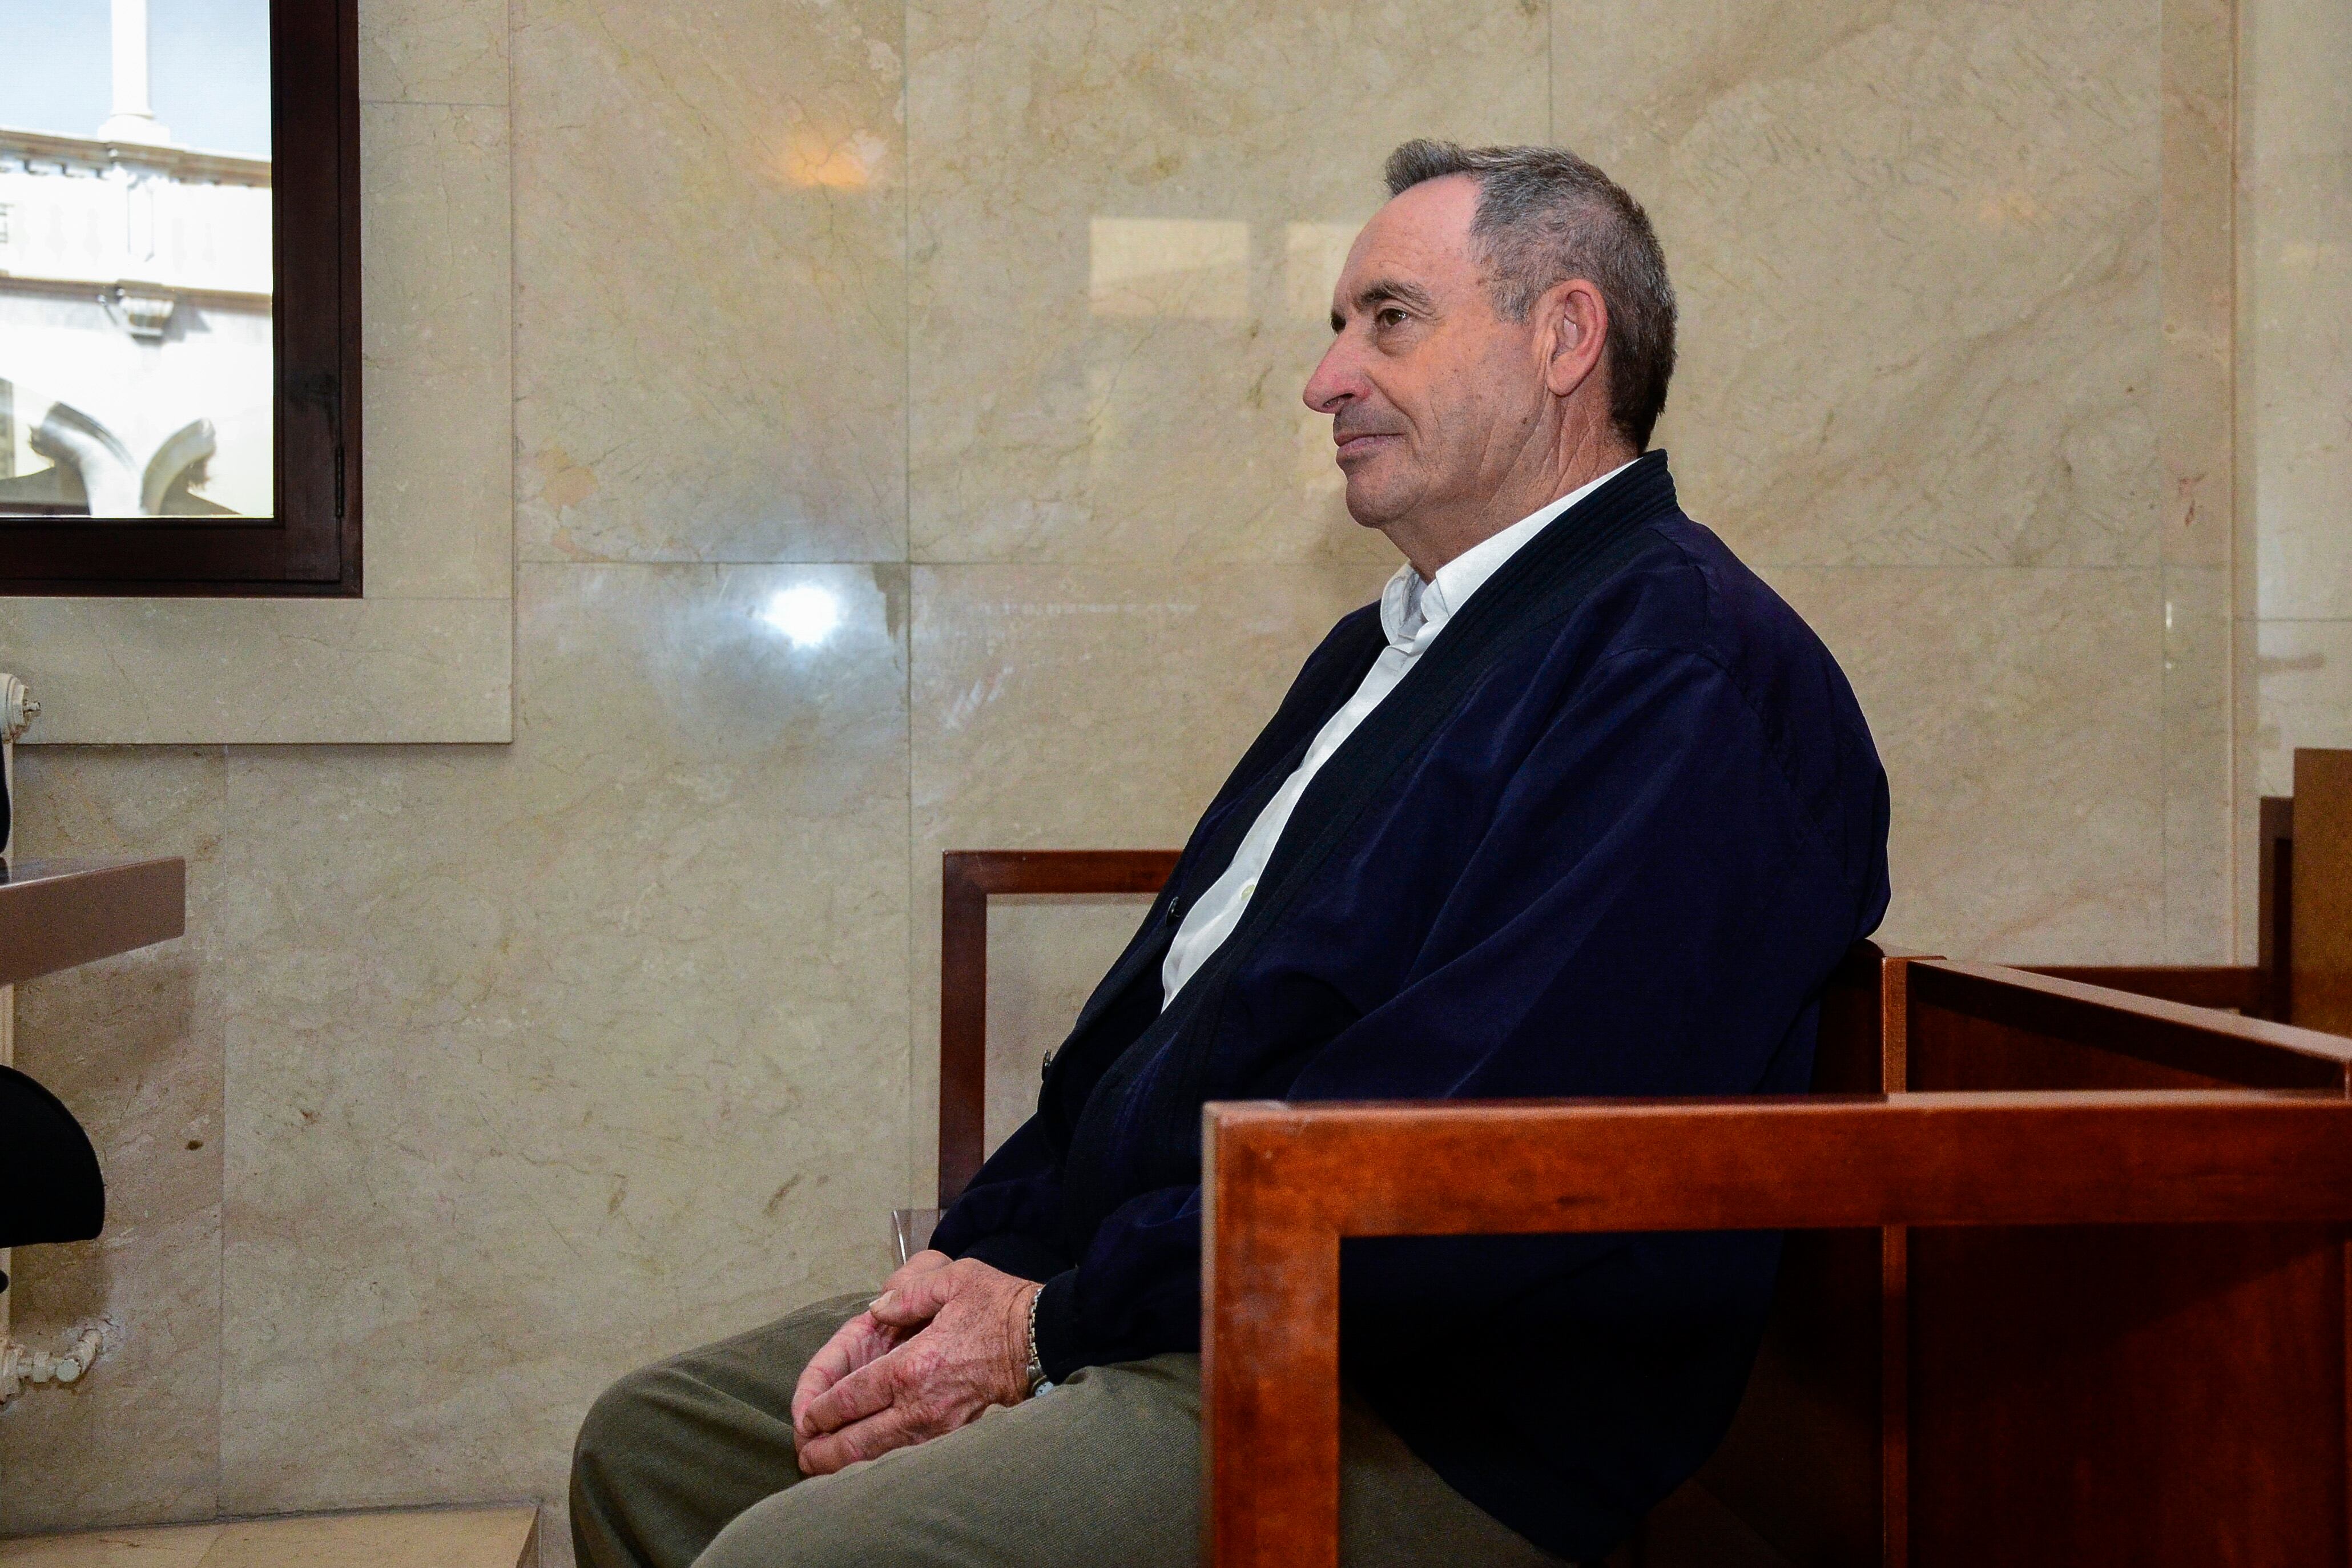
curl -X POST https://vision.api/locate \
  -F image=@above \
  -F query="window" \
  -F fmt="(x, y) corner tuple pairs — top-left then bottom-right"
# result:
(0, 0), (360, 596)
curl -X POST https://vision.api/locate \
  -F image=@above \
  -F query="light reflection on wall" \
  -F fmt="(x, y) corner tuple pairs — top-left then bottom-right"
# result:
(1080, 212), (1372, 539)
(1087, 217), (1249, 319)
(779, 127), (889, 190)
(1284, 221), (1355, 319)
(760, 582), (844, 647)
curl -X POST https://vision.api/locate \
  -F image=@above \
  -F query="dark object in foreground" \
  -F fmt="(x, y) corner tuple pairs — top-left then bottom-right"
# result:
(0, 1064), (105, 1251)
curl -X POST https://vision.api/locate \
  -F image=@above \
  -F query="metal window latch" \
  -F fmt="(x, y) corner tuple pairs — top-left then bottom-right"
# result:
(2, 674), (35, 864)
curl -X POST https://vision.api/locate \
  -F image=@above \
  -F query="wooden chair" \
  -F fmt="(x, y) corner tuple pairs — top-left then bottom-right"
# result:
(931, 792), (2352, 1565)
(1202, 954), (2352, 1567)
(935, 849), (1182, 1206)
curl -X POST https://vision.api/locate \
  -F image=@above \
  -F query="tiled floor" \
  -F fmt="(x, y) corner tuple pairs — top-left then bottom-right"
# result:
(0, 1508), (538, 1568)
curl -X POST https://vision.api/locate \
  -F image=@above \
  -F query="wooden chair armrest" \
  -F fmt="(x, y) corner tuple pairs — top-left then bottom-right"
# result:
(1910, 961), (2352, 1087)
(1200, 1090), (2352, 1568)
(2017, 964), (2269, 1014)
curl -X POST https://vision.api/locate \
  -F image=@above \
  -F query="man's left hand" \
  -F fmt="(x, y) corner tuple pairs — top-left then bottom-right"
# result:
(792, 1258), (1038, 1476)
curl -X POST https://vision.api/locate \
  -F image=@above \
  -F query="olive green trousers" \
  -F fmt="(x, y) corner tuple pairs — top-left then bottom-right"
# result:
(570, 1292), (1569, 1568)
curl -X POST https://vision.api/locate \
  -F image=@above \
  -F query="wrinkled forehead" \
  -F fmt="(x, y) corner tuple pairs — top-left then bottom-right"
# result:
(1330, 174), (1484, 320)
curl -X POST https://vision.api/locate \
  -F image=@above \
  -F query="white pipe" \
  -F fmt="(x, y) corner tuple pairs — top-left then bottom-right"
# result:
(0, 1325), (109, 1406)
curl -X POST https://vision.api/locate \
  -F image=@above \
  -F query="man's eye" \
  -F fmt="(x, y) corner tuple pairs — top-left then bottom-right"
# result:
(1376, 308), (1406, 328)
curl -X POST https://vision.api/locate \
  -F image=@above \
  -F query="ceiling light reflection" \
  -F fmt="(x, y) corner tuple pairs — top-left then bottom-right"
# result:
(760, 584), (843, 648)
(780, 128), (887, 190)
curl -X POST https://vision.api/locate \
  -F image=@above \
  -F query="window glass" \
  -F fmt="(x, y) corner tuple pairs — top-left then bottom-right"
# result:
(0, 0), (272, 519)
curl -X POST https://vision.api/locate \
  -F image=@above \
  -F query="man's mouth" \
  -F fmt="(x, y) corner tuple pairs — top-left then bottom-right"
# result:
(1334, 432), (1397, 462)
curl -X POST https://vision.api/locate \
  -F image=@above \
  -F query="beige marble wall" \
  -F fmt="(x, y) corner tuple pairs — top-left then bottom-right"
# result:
(513, 0), (907, 565)
(2241, 0), (2352, 911)
(1558, 0), (2213, 966)
(1, 0), (2264, 1555)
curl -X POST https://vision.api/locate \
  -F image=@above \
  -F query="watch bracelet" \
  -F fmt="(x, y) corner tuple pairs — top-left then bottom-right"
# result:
(1024, 1281), (1052, 1396)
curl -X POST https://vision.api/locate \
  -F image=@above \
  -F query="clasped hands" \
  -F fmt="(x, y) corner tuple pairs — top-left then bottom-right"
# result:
(790, 1249), (1040, 1476)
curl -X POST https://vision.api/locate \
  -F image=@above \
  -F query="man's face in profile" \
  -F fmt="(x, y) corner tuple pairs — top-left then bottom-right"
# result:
(1304, 176), (1542, 534)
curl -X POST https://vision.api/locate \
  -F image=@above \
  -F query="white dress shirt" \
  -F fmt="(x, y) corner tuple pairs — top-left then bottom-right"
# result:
(1159, 460), (1636, 1007)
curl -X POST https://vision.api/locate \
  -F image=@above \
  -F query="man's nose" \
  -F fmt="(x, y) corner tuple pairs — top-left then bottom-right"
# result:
(1302, 335), (1360, 414)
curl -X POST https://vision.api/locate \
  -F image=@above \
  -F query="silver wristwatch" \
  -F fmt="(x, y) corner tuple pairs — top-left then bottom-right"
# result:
(1024, 1283), (1054, 1397)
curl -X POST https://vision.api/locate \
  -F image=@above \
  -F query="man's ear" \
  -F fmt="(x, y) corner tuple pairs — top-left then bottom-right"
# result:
(1540, 277), (1610, 400)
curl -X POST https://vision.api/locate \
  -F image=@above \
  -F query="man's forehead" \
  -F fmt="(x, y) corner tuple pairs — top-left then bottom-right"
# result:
(1332, 175), (1480, 312)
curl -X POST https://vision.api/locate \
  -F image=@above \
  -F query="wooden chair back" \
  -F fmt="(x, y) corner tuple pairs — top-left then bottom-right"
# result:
(2293, 748), (2352, 1033)
(937, 849), (1180, 1206)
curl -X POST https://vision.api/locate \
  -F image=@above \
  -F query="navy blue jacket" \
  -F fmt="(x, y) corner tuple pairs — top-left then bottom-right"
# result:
(932, 453), (1891, 1559)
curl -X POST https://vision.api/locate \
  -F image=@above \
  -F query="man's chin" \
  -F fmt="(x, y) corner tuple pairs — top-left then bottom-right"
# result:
(1342, 478), (1411, 530)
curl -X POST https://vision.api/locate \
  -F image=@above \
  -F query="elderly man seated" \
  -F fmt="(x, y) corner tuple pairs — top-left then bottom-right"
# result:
(570, 139), (1891, 1568)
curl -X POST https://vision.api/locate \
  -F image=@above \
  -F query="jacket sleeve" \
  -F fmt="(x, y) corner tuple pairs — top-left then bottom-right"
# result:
(1020, 645), (1888, 1377)
(1028, 1184), (1202, 1380)
(927, 1117), (1073, 1281)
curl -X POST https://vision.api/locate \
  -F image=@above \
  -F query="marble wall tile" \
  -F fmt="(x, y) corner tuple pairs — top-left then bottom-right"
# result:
(0, 748), (227, 1534)
(215, 564), (910, 1516)
(905, 560), (1390, 1191)
(512, 0), (906, 566)
(2254, 620), (2352, 798)
(1765, 567), (2165, 962)
(360, 0), (509, 107)
(0, 599), (510, 744)
(2238, 0), (2352, 948)
(2150, 0), (2237, 959)
(363, 103), (514, 603)
(905, 0), (1548, 566)
(2162, 565), (2234, 960)
(2241, 0), (2352, 621)
(1559, 0), (2162, 569)
(976, 897), (1154, 1155)
(2158, 0), (2236, 570)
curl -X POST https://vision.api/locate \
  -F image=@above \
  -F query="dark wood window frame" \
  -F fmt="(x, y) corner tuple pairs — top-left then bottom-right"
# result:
(0, 0), (361, 597)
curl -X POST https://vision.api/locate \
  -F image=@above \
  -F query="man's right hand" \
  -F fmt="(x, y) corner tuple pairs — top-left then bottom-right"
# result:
(789, 1248), (954, 1437)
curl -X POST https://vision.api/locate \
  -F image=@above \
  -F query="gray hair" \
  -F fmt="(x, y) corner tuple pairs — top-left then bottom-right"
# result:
(1383, 139), (1676, 450)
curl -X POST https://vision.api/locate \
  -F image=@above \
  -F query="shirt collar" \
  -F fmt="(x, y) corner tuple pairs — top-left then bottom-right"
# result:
(1378, 458), (1638, 650)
